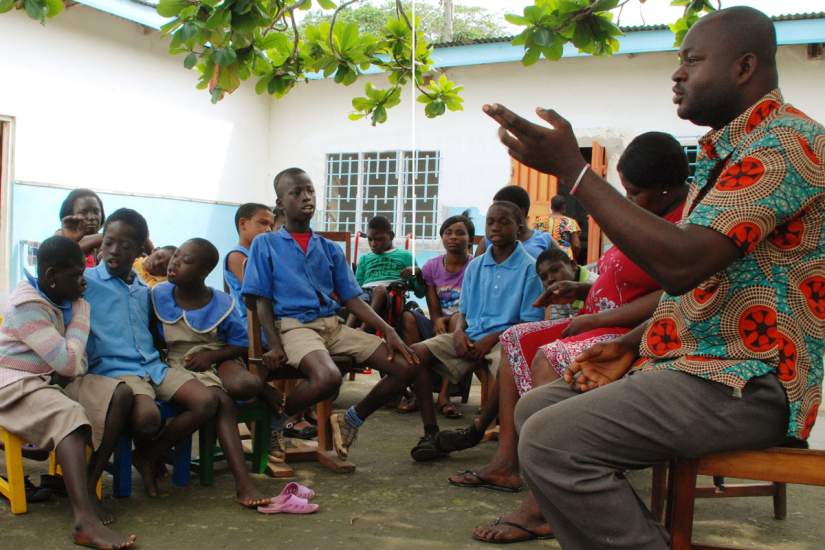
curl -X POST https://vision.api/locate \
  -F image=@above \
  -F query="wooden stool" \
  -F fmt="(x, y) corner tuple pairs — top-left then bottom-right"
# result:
(666, 447), (825, 550)
(650, 463), (786, 523)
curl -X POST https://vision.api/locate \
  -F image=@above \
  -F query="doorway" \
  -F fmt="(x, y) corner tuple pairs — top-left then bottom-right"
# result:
(0, 117), (13, 293)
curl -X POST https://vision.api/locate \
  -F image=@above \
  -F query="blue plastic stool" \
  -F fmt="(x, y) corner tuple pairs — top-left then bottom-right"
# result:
(108, 401), (192, 497)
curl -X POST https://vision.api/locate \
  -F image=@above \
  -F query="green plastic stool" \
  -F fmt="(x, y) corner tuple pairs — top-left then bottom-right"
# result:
(194, 399), (272, 486)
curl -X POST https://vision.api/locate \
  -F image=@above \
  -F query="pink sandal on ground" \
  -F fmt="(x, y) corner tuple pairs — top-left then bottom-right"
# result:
(280, 481), (316, 500)
(257, 494), (319, 515)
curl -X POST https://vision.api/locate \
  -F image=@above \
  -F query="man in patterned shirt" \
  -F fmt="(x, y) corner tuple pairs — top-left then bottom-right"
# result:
(481, 6), (823, 549)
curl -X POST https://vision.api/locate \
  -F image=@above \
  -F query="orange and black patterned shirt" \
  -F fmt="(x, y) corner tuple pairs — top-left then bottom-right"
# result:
(636, 90), (824, 440)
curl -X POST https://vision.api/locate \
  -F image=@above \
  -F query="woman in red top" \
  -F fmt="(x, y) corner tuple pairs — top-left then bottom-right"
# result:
(55, 189), (105, 267)
(453, 133), (691, 544)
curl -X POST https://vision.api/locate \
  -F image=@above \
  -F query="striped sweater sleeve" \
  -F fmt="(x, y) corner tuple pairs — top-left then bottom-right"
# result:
(9, 299), (91, 378)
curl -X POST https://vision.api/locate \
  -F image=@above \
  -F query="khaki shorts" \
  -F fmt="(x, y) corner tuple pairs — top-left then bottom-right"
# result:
(117, 367), (196, 401)
(422, 333), (502, 384)
(278, 316), (383, 368)
(63, 374), (124, 449)
(0, 375), (90, 450)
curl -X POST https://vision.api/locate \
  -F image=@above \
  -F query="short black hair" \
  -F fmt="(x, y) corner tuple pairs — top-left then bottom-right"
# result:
(37, 236), (84, 279)
(550, 195), (566, 213)
(367, 215), (394, 236)
(59, 188), (105, 222)
(617, 132), (689, 190)
(235, 202), (271, 232)
(488, 200), (524, 227)
(273, 167), (307, 197)
(103, 208), (149, 245)
(493, 185), (531, 216)
(439, 213), (475, 240)
(157, 245), (177, 254)
(183, 238), (220, 274)
(536, 248), (573, 270)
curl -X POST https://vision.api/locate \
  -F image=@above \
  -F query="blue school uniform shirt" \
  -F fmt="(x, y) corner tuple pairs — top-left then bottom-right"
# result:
(24, 271), (73, 326)
(459, 242), (545, 341)
(151, 282), (249, 348)
(223, 245), (249, 322)
(484, 229), (557, 259)
(83, 263), (168, 384)
(242, 227), (362, 323)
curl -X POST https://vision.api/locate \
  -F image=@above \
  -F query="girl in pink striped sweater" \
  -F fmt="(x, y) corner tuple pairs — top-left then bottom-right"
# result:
(0, 236), (136, 549)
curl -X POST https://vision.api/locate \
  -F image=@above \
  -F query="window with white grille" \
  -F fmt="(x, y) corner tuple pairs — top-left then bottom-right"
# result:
(324, 151), (440, 239)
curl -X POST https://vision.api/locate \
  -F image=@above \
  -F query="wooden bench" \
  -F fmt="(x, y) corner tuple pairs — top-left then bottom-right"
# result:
(665, 447), (825, 550)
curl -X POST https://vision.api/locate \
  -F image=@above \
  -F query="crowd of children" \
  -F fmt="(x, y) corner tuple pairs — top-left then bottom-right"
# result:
(0, 161), (657, 548)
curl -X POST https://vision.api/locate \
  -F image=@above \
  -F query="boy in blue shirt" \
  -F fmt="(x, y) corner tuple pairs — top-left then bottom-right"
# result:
(224, 203), (275, 323)
(408, 201), (545, 461)
(243, 168), (418, 460)
(84, 209), (219, 497)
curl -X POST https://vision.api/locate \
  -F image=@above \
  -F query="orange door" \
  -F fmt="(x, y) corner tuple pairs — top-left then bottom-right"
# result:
(586, 140), (607, 265)
(509, 159), (557, 231)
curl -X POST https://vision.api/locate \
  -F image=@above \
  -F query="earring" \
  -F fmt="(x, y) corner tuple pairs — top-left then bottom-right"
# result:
(50, 282), (56, 288)
(662, 189), (669, 195)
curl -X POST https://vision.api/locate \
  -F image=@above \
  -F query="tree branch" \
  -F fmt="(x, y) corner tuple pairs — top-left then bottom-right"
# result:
(329, 0), (362, 60)
(395, 0), (412, 31)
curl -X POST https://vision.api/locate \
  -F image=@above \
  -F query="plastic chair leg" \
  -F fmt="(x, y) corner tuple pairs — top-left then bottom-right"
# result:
(250, 410), (271, 475)
(198, 423), (217, 486)
(111, 434), (132, 498)
(0, 429), (27, 514)
(171, 435), (192, 487)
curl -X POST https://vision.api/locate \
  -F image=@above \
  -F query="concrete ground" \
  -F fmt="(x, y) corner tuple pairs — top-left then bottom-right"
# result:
(2, 373), (824, 549)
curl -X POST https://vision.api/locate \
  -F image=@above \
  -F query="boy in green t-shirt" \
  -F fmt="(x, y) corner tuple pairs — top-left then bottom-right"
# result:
(348, 216), (425, 328)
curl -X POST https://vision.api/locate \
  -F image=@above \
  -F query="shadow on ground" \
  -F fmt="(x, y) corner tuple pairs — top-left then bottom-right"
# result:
(2, 373), (824, 549)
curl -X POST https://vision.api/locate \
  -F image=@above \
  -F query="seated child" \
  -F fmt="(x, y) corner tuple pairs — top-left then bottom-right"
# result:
(474, 185), (559, 259)
(243, 167), (418, 460)
(0, 236), (135, 548)
(348, 215), (424, 327)
(537, 248), (598, 321)
(225, 203), (275, 322)
(399, 213), (475, 418)
(133, 246), (176, 288)
(152, 238), (276, 507)
(83, 208), (219, 497)
(407, 201), (545, 461)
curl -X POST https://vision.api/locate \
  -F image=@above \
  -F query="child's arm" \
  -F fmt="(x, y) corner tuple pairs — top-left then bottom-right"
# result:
(344, 297), (418, 364)
(534, 280), (592, 307)
(450, 313), (472, 358)
(424, 285), (448, 334)
(563, 290), (664, 338)
(185, 346), (246, 372)
(400, 264), (426, 298)
(256, 297), (287, 370)
(465, 330), (502, 361)
(226, 251), (247, 284)
(12, 300), (91, 378)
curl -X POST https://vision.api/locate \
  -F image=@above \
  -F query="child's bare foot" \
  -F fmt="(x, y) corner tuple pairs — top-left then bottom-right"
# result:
(132, 447), (159, 497)
(236, 485), (273, 509)
(90, 495), (115, 526)
(73, 519), (136, 549)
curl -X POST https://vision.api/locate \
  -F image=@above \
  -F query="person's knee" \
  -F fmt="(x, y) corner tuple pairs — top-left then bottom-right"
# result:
(401, 311), (417, 333)
(111, 383), (134, 411)
(132, 407), (162, 439)
(514, 390), (543, 435)
(225, 372), (263, 401)
(187, 388), (220, 419)
(313, 368), (342, 399)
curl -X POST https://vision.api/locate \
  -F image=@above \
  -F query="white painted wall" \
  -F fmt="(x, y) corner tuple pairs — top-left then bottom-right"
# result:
(0, 7), (272, 204)
(269, 44), (825, 219)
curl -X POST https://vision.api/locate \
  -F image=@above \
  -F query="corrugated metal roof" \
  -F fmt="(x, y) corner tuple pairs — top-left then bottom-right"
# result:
(433, 12), (825, 48)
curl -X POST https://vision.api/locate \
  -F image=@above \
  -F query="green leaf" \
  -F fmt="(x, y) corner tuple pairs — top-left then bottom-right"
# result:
(255, 75), (272, 95)
(522, 47), (541, 66)
(592, 0), (620, 10)
(504, 13), (529, 26)
(213, 47), (237, 66)
(371, 106), (387, 125)
(317, 0), (336, 9)
(532, 27), (552, 47)
(0, 0), (14, 14)
(348, 113), (365, 121)
(183, 52), (198, 69)
(23, 0), (48, 22)
(44, 0), (62, 18)
(424, 100), (446, 118)
(542, 41), (564, 61)
(156, 0), (189, 18)
(176, 21), (198, 43)
(443, 95), (464, 112)
(160, 19), (183, 34)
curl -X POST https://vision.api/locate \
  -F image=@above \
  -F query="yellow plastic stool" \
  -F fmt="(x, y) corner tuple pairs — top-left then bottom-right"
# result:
(0, 427), (27, 514)
(1, 427), (103, 515)
(48, 448), (103, 500)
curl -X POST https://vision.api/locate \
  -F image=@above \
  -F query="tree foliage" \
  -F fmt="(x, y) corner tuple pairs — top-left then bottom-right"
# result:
(4, 0), (716, 123)
(300, 1), (505, 43)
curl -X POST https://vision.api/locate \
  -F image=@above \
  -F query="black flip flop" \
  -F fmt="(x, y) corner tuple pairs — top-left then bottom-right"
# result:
(448, 470), (522, 493)
(473, 517), (555, 544)
(25, 476), (52, 503)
